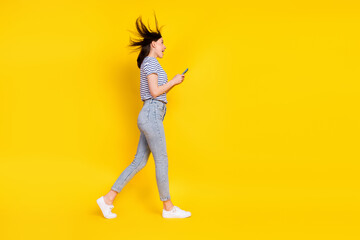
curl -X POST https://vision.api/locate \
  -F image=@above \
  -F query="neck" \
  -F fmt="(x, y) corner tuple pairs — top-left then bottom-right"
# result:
(148, 52), (157, 58)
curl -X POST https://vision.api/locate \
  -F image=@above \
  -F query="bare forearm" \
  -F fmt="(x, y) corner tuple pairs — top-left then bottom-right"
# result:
(154, 80), (176, 97)
(165, 81), (176, 94)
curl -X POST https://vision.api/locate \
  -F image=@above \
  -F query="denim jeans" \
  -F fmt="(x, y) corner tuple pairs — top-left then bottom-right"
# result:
(111, 98), (170, 201)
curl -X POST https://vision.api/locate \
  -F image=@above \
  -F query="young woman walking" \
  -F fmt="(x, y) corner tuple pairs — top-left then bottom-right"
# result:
(96, 14), (191, 219)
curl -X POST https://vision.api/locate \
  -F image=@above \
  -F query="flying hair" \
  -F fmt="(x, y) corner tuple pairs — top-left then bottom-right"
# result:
(127, 11), (165, 68)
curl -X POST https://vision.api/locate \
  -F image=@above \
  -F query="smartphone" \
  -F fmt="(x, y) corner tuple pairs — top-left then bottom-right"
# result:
(182, 68), (188, 74)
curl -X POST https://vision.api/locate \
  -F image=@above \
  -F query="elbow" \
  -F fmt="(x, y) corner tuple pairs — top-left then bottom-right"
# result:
(150, 90), (158, 98)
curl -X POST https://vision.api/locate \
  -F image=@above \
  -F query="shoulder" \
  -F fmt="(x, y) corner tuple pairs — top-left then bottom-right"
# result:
(142, 57), (158, 66)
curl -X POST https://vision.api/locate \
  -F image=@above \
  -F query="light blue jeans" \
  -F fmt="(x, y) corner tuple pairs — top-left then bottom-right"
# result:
(111, 98), (170, 201)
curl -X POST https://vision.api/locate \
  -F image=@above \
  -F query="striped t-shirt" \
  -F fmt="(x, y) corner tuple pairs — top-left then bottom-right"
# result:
(140, 56), (168, 104)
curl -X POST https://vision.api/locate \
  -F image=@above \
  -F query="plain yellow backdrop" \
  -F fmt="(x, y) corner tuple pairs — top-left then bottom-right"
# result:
(0, 1), (359, 239)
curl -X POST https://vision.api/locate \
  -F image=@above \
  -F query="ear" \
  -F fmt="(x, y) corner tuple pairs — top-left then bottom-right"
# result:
(151, 40), (156, 48)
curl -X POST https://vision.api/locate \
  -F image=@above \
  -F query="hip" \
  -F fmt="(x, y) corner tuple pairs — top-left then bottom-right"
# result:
(138, 99), (167, 126)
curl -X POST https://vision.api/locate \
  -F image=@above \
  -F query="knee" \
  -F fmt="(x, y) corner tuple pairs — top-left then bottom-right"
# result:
(155, 159), (168, 170)
(137, 151), (150, 169)
(154, 153), (168, 165)
(138, 158), (148, 169)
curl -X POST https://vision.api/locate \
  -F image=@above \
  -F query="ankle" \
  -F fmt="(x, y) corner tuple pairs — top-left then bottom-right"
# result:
(163, 205), (174, 211)
(104, 195), (114, 205)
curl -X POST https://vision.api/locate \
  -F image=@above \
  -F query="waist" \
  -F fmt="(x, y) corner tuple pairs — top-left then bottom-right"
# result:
(143, 98), (167, 105)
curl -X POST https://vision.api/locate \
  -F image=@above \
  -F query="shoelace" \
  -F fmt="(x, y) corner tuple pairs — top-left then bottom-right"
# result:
(106, 205), (114, 214)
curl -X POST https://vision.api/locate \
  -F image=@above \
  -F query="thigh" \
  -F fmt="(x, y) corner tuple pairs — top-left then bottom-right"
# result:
(137, 103), (151, 127)
(139, 104), (167, 159)
(134, 130), (151, 159)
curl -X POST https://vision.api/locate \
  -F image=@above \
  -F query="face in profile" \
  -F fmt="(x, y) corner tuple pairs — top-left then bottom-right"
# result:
(153, 37), (166, 58)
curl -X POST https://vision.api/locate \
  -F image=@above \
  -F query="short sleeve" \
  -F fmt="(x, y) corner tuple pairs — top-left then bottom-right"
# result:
(143, 59), (158, 77)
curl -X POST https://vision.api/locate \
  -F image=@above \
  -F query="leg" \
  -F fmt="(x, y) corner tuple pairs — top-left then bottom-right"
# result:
(105, 130), (151, 204)
(139, 111), (171, 202)
(163, 199), (174, 211)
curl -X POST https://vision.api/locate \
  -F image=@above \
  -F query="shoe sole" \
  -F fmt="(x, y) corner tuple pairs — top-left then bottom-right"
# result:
(162, 213), (191, 218)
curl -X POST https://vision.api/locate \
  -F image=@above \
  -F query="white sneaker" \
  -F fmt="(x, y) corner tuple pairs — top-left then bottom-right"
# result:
(162, 206), (191, 218)
(96, 196), (117, 219)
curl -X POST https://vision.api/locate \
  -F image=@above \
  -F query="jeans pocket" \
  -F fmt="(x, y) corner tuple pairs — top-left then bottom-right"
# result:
(163, 106), (167, 119)
(153, 105), (163, 121)
(156, 101), (164, 111)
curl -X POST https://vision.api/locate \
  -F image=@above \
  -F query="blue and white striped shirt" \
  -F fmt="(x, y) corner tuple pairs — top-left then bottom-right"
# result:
(140, 56), (168, 104)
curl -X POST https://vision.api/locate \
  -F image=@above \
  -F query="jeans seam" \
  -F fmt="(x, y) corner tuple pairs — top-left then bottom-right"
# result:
(146, 104), (151, 121)
(153, 113), (170, 201)
(163, 106), (166, 120)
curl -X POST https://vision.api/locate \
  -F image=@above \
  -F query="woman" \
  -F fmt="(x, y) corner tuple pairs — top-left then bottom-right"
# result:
(96, 14), (191, 219)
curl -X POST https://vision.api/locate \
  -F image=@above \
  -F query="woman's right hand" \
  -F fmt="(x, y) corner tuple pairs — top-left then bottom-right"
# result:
(172, 74), (185, 85)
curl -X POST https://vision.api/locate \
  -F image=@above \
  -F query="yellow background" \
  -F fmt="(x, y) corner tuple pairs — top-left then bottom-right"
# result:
(1, 1), (359, 239)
